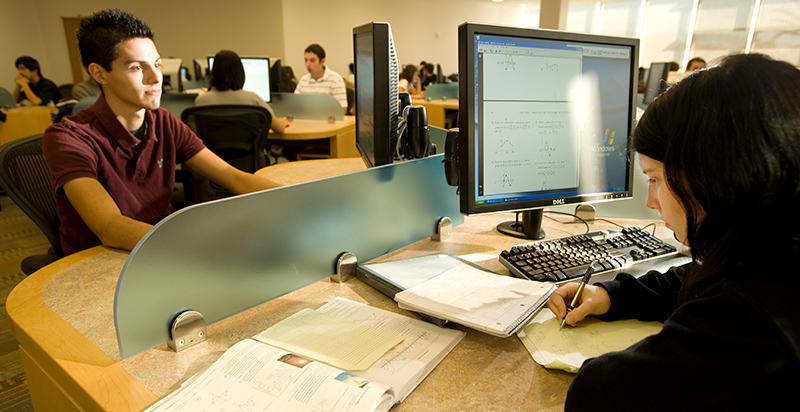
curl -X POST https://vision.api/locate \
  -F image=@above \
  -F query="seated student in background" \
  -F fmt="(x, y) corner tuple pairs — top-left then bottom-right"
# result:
(195, 50), (289, 133)
(547, 53), (800, 411)
(398, 64), (423, 100)
(686, 56), (706, 71)
(294, 44), (348, 114)
(418, 62), (436, 91)
(43, 9), (279, 256)
(12, 56), (59, 106)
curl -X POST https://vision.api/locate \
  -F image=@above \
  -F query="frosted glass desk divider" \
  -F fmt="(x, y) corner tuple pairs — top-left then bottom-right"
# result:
(114, 154), (462, 358)
(270, 93), (344, 121)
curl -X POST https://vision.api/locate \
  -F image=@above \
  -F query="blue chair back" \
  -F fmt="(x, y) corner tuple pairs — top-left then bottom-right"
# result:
(72, 96), (98, 114)
(0, 87), (16, 108)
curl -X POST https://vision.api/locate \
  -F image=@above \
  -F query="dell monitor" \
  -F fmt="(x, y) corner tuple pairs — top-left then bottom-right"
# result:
(643, 62), (670, 104)
(207, 55), (272, 102)
(458, 23), (639, 239)
(353, 22), (400, 168)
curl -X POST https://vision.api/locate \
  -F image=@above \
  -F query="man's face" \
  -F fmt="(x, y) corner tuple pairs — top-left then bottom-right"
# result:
(92, 37), (163, 113)
(17, 65), (36, 81)
(304, 52), (325, 80)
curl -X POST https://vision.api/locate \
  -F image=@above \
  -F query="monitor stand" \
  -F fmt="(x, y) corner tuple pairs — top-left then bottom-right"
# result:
(496, 209), (546, 240)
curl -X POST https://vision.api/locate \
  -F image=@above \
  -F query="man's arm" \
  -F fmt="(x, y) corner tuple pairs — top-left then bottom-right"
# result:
(14, 75), (42, 105)
(62, 177), (154, 251)
(184, 148), (280, 194)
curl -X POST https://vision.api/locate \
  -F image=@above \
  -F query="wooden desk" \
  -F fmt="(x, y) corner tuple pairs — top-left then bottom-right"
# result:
(7, 213), (678, 411)
(416, 99), (458, 129)
(268, 116), (357, 159)
(0, 106), (54, 145)
(256, 157), (366, 186)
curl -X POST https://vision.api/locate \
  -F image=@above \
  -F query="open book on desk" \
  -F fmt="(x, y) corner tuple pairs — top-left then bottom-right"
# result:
(145, 298), (464, 412)
(394, 262), (556, 337)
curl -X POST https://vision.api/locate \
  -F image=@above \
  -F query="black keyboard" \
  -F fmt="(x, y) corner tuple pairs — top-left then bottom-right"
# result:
(499, 227), (678, 283)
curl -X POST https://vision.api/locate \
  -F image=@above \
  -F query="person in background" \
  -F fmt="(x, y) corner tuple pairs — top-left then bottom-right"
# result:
(346, 62), (355, 89)
(13, 56), (59, 106)
(419, 62), (436, 91)
(686, 57), (707, 71)
(43, 9), (279, 256)
(398, 64), (423, 99)
(547, 53), (800, 411)
(282, 66), (298, 93)
(195, 50), (289, 133)
(294, 44), (348, 114)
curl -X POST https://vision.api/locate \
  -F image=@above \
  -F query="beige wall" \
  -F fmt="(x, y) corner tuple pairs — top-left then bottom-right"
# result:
(1, 0), (285, 93)
(1, 0), (540, 93)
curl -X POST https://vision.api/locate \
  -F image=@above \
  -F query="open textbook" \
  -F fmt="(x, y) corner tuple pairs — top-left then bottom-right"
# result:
(394, 263), (555, 337)
(145, 298), (464, 412)
(517, 308), (663, 373)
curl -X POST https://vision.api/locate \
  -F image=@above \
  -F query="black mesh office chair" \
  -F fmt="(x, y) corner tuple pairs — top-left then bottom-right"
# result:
(181, 105), (272, 197)
(0, 134), (63, 275)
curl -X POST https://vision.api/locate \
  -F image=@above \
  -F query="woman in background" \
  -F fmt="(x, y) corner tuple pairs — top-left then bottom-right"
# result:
(195, 50), (289, 133)
(547, 53), (800, 411)
(398, 64), (423, 99)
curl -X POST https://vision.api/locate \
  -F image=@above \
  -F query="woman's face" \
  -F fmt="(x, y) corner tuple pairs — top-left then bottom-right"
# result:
(638, 154), (689, 245)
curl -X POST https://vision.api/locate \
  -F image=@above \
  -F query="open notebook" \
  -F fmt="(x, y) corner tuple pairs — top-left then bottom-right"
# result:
(394, 258), (555, 337)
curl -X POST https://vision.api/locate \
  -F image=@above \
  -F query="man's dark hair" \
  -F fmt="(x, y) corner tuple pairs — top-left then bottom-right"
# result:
(304, 44), (326, 60)
(77, 9), (155, 71)
(209, 50), (245, 92)
(15, 56), (40, 75)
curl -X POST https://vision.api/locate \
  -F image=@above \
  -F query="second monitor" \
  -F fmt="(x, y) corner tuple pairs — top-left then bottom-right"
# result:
(208, 55), (272, 102)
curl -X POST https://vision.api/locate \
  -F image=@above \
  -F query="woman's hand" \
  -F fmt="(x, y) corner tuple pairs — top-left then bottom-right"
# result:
(546, 283), (612, 327)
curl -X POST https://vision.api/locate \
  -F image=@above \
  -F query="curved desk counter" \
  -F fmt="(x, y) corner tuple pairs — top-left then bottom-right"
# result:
(256, 157), (366, 186)
(268, 116), (357, 159)
(7, 213), (680, 411)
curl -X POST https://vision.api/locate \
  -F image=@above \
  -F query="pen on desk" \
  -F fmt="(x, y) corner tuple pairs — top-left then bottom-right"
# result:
(560, 261), (597, 330)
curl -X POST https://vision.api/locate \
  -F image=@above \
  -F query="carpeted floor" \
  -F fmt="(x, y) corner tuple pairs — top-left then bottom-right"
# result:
(0, 194), (51, 412)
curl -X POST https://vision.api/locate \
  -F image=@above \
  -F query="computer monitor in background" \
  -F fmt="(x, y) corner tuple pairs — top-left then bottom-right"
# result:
(436, 64), (445, 84)
(193, 59), (207, 81)
(161, 58), (182, 93)
(207, 56), (271, 102)
(643, 62), (670, 104)
(458, 23), (639, 239)
(270, 59), (285, 93)
(353, 22), (400, 168)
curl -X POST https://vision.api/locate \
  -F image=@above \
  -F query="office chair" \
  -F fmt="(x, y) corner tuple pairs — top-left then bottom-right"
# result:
(72, 96), (98, 114)
(0, 87), (16, 108)
(346, 87), (355, 115)
(0, 134), (63, 275)
(181, 105), (272, 197)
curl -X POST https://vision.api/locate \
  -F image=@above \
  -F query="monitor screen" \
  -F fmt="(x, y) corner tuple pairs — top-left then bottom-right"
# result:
(207, 56), (271, 103)
(643, 62), (670, 104)
(353, 22), (400, 168)
(458, 23), (639, 239)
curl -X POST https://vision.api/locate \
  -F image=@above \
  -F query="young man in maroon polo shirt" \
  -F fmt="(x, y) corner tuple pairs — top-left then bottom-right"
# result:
(43, 9), (278, 255)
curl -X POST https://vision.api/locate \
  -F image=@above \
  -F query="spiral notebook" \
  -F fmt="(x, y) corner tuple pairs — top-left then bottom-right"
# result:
(394, 263), (555, 337)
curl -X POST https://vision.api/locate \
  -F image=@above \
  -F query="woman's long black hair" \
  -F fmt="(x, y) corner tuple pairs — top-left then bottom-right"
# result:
(631, 53), (800, 301)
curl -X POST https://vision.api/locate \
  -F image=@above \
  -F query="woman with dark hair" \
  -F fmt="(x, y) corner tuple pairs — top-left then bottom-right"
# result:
(195, 50), (288, 133)
(547, 53), (800, 410)
(398, 64), (422, 99)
